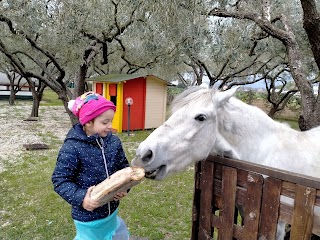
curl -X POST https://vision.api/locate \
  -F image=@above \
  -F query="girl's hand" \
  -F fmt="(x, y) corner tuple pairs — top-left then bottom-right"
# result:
(113, 191), (128, 201)
(82, 186), (100, 211)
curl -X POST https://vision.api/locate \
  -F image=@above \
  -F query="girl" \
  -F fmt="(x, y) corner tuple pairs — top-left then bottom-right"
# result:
(52, 92), (130, 240)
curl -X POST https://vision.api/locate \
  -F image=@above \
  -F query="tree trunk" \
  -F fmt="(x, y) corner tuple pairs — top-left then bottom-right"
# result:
(28, 81), (46, 118)
(299, 0), (320, 130)
(74, 64), (88, 98)
(268, 106), (278, 118)
(58, 90), (79, 126)
(31, 94), (40, 117)
(9, 89), (15, 105)
(8, 75), (16, 105)
(285, 41), (319, 130)
(65, 103), (79, 126)
(247, 90), (254, 105)
(300, 0), (320, 71)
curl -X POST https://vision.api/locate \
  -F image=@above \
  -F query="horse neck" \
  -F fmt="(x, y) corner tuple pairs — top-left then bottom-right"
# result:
(214, 98), (279, 161)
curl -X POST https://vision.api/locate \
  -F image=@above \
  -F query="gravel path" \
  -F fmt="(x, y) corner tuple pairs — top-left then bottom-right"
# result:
(0, 102), (71, 173)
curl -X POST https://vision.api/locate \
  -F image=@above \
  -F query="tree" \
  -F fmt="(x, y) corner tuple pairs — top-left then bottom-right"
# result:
(0, 13), (73, 120)
(0, 1), (166, 124)
(2, 0), (319, 130)
(301, 0), (320, 71)
(205, 0), (320, 130)
(70, 0), (152, 96)
(263, 65), (299, 117)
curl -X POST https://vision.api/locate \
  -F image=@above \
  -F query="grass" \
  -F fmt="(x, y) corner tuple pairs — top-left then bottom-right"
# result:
(275, 117), (299, 129)
(119, 131), (195, 239)
(40, 89), (63, 106)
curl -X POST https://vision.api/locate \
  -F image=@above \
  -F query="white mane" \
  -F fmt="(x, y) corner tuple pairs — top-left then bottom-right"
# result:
(170, 87), (213, 114)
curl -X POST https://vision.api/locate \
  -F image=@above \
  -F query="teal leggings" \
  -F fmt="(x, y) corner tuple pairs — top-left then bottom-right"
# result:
(74, 209), (129, 240)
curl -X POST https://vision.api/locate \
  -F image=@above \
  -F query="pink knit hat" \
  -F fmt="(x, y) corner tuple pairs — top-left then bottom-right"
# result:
(68, 92), (116, 125)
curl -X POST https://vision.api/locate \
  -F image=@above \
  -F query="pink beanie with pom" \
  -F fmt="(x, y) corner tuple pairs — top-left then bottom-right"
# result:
(68, 92), (116, 125)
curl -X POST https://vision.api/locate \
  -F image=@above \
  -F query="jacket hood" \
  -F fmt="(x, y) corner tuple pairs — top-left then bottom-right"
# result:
(65, 123), (112, 144)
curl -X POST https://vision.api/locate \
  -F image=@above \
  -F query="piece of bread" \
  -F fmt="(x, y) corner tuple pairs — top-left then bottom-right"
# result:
(90, 167), (145, 205)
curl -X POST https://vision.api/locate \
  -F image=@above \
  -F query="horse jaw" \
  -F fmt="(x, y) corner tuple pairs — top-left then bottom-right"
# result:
(132, 140), (210, 180)
(131, 136), (168, 180)
(211, 133), (241, 159)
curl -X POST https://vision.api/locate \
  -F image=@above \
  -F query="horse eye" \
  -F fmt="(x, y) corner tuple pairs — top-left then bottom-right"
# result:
(195, 114), (207, 121)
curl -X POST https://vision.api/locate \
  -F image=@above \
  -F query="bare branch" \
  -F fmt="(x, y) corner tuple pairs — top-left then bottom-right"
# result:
(207, 8), (291, 45)
(177, 72), (189, 87)
(0, 14), (65, 83)
(115, 37), (166, 74)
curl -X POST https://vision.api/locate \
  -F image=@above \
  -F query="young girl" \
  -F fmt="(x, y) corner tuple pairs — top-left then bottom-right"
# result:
(52, 92), (130, 240)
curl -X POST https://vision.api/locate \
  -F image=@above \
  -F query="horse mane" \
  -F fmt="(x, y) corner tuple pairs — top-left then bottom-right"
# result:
(170, 86), (293, 132)
(170, 86), (214, 114)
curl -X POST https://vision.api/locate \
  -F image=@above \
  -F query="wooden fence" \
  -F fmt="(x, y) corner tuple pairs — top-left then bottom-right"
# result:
(191, 155), (320, 240)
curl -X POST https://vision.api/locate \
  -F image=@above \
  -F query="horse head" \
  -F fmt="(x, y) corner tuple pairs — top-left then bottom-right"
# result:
(131, 87), (238, 180)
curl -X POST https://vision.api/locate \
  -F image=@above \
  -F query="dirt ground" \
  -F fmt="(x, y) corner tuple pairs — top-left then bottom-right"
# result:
(251, 99), (299, 119)
(0, 102), (70, 173)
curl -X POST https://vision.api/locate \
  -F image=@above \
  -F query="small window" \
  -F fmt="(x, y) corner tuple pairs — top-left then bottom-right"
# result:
(109, 84), (117, 106)
(110, 96), (117, 106)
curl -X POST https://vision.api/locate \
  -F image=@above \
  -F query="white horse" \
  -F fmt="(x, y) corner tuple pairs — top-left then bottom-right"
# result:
(132, 86), (320, 239)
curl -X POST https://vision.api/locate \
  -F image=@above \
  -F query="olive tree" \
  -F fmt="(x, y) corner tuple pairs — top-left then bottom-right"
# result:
(0, 0), (177, 124)
(1, 0), (319, 129)
(202, 0), (320, 130)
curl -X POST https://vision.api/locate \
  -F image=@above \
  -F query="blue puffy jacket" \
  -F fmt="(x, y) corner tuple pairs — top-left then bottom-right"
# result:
(52, 123), (129, 222)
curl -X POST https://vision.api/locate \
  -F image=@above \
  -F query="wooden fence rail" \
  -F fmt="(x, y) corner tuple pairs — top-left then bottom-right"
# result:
(191, 155), (320, 240)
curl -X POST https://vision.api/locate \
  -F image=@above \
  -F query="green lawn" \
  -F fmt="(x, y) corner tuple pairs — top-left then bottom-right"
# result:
(275, 117), (299, 129)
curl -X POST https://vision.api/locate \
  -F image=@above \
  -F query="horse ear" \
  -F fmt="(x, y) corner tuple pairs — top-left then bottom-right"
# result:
(213, 87), (239, 106)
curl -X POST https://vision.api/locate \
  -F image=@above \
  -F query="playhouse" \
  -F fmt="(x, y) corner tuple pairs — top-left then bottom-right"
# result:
(87, 74), (170, 133)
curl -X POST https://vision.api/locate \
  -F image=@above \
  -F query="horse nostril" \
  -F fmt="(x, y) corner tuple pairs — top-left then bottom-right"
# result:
(142, 150), (153, 163)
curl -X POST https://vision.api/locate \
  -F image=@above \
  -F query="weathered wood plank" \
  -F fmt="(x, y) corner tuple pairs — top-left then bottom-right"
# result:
(218, 166), (237, 240)
(242, 172), (263, 239)
(259, 177), (282, 239)
(191, 162), (202, 240)
(198, 160), (215, 240)
(233, 225), (245, 239)
(209, 155), (320, 189)
(23, 143), (49, 150)
(313, 213), (320, 236)
(290, 185), (316, 240)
